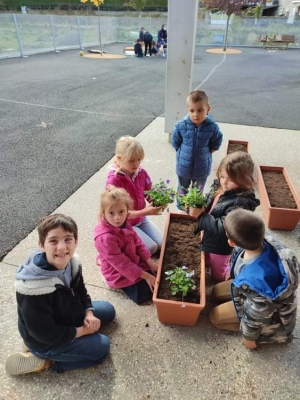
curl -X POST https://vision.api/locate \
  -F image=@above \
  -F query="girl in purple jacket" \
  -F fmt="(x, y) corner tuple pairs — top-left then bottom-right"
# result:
(94, 187), (158, 305)
(106, 136), (163, 255)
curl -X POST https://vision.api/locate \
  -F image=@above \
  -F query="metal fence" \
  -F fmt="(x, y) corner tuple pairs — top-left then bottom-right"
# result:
(0, 13), (299, 58)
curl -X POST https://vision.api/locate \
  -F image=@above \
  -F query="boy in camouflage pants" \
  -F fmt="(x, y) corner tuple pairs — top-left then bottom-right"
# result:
(209, 208), (300, 349)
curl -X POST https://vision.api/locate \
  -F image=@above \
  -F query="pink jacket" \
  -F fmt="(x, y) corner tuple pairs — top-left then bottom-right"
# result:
(106, 167), (152, 226)
(94, 219), (151, 289)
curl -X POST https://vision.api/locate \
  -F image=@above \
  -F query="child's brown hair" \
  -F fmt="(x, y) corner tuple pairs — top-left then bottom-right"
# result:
(187, 90), (210, 106)
(217, 151), (255, 192)
(37, 214), (78, 246)
(224, 208), (265, 250)
(99, 186), (133, 218)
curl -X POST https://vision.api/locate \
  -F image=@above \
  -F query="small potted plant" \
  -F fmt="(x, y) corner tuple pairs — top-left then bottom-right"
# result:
(177, 183), (206, 218)
(165, 266), (196, 302)
(144, 179), (176, 209)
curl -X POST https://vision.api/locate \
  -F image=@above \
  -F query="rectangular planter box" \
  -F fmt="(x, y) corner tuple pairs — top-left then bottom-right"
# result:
(153, 213), (206, 326)
(257, 165), (300, 230)
(226, 140), (250, 154)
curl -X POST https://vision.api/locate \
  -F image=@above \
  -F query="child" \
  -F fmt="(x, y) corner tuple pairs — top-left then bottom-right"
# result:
(172, 90), (223, 210)
(5, 214), (115, 376)
(94, 186), (158, 305)
(210, 208), (300, 349)
(106, 135), (163, 255)
(194, 151), (260, 282)
(134, 39), (143, 57)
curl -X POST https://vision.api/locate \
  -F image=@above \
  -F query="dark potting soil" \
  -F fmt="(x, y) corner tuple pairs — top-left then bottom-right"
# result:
(157, 217), (201, 303)
(262, 170), (297, 209)
(227, 143), (248, 154)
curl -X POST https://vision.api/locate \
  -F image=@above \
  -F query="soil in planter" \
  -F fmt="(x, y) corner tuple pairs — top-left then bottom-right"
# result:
(262, 170), (297, 209)
(227, 143), (248, 154)
(157, 217), (201, 303)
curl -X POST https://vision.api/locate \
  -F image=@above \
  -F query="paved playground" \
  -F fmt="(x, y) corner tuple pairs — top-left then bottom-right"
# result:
(1, 43), (300, 399)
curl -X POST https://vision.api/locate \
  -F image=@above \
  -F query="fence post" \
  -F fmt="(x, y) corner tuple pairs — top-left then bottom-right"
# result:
(77, 16), (83, 49)
(50, 15), (57, 52)
(13, 14), (24, 57)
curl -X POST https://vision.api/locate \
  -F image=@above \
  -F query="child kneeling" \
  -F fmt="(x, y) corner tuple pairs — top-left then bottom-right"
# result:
(210, 208), (300, 349)
(94, 186), (158, 305)
(5, 214), (116, 376)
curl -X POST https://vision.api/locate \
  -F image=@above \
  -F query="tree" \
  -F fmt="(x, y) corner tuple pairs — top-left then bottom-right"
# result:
(125, 0), (147, 17)
(80, 0), (105, 53)
(203, 0), (260, 51)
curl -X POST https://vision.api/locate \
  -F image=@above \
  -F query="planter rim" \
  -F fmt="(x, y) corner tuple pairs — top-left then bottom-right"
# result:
(153, 212), (205, 308)
(226, 139), (250, 154)
(258, 165), (300, 210)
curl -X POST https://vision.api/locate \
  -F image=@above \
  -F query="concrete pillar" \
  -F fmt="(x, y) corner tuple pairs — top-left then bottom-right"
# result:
(164, 0), (198, 141)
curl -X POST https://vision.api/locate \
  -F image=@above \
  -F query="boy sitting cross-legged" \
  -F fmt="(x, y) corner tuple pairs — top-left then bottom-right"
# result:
(5, 214), (116, 375)
(209, 208), (300, 349)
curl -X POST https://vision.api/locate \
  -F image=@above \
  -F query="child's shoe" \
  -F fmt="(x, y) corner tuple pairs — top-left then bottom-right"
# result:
(5, 352), (47, 376)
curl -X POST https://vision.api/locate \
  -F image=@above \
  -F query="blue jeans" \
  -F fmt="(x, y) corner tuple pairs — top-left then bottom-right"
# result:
(132, 216), (163, 255)
(176, 176), (207, 209)
(31, 301), (115, 373)
(122, 273), (154, 304)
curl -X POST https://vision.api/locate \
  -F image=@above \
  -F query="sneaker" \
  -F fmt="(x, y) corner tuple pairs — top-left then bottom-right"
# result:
(5, 352), (47, 376)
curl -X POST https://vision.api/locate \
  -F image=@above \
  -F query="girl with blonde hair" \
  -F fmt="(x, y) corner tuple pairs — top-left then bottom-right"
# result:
(105, 136), (163, 255)
(94, 186), (158, 304)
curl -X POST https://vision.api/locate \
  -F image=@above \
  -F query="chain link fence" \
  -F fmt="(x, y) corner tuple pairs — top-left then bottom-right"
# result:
(0, 13), (299, 58)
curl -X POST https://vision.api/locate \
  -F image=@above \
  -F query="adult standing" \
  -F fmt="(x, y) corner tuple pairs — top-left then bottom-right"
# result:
(157, 24), (167, 43)
(143, 30), (153, 57)
(139, 27), (145, 43)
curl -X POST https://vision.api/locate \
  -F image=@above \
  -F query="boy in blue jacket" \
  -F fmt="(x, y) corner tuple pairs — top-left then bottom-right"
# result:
(210, 209), (300, 349)
(171, 90), (223, 210)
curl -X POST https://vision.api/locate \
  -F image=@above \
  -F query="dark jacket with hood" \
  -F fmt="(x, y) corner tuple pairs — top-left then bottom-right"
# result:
(196, 180), (260, 255)
(231, 233), (300, 343)
(15, 250), (93, 351)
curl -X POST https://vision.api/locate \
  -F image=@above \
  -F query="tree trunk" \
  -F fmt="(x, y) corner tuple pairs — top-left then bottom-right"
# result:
(223, 13), (231, 51)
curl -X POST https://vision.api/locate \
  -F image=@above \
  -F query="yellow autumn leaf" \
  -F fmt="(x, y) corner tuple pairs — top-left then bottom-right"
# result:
(80, 0), (89, 3)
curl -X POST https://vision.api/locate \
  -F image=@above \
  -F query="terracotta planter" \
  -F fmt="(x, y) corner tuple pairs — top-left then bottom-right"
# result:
(226, 140), (250, 154)
(257, 165), (300, 230)
(189, 206), (205, 219)
(153, 213), (206, 326)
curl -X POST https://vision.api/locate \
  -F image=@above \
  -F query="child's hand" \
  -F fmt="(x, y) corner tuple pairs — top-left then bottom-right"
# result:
(224, 270), (231, 281)
(147, 258), (158, 274)
(84, 312), (101, 331)
(140, 271), (156, 292)
(145, 204), (164, 216)
(242, 338), (257, 350)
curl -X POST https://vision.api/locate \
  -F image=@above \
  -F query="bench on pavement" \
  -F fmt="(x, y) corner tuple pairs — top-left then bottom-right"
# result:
(259, 34), (295, 49)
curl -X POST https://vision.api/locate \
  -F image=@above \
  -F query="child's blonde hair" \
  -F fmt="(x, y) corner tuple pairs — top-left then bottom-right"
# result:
(99, 186), (133, 218)
(217, 151), (255, 192)
(114, 136), (144, 167)
(187, 90), (210, 106)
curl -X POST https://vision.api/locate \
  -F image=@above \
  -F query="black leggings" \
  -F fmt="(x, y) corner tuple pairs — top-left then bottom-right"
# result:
(144, 40), (152, 56)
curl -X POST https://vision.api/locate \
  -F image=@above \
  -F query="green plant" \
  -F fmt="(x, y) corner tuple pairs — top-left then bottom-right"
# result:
(177, 183), (206, 209)
(165, 266), (195, 301)
(144, 179), (176, 207)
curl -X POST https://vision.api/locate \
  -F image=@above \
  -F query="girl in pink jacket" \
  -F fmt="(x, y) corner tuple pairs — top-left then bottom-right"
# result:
(106, 135), (163, 255)
(94, 186), (158, 305)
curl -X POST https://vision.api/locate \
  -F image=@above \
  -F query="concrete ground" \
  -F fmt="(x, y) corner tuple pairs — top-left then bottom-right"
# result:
(1, 117), (300, 400)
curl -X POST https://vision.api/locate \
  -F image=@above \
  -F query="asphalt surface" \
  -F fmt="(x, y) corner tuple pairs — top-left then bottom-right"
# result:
(1, 43), (299, 260)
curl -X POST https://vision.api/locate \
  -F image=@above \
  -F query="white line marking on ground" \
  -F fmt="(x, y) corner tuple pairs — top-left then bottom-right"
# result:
(0, 98), (154, 118)
(194, 53), (227, 89)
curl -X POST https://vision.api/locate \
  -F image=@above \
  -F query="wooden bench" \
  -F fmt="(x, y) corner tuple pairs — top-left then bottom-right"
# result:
(259, 34), (295, 49)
